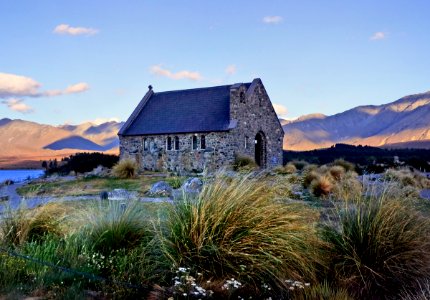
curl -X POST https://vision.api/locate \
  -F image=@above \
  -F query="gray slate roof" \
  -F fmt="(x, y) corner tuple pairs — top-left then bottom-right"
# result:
(119, 83), (251, 136)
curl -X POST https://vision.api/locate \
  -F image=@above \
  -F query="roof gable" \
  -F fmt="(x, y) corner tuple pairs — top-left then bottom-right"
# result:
(120, 83), (250, 136)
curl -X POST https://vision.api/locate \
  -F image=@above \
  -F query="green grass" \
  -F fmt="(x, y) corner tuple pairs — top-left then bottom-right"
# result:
(17, 175), (161, 197)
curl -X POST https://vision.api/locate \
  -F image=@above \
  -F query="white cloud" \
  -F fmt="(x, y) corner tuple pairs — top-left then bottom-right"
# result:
(0, 73), (41, 98)
(273, 103), (288, 117)
(0, 72), (90, 99)
(262, 16), (283, 24)
(225, 65), (237, 75)
(370, 31), (386, 41)
(89, 117), (120, 125)
(64, 82), (90, 94)
(1, 98), (34, 113)
(150, 65), (202, 81)
(54, 24), (99, 36)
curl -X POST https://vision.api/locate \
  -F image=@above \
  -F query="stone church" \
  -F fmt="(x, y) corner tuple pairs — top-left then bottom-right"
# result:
(118, 78), (284, 174)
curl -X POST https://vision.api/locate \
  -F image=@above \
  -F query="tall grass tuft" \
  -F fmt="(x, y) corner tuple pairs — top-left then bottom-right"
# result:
(310, 176), (333, 197)
(73, 200), (151, 255)
(0, 203), (69, 246)
(112, 158), (138, 179)
(157, 174), (323, 290)
(232, 154), (257, 171)
(321, 192), (430, 298)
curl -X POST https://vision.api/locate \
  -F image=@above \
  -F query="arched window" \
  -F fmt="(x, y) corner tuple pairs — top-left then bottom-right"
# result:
(200, 135), (206, 150)
(174, 136), (180, 150)
(192, 135), (198, 150)
(166, 136), (172, 151)
(143, 138), (149, 151)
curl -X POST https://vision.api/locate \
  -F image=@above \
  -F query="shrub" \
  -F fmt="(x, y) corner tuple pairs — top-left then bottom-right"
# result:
(232, 154), (257, 171)
(112, 158), (138, 179)
(73, 201), (151, 255)
(310, 176), (333, 197)
(0, 203), (69, 246)
(158, 174), (322, 290)
(321, 194), (430, 298)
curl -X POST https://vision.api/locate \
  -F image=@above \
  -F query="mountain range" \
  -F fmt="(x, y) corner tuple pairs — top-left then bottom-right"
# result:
(282, 90), (430, 150)
(0, 119), (123, 168)
(1, 89), (430, 168)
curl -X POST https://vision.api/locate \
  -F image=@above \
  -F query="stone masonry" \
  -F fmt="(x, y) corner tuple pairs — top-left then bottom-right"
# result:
(119, 78), (284, 174)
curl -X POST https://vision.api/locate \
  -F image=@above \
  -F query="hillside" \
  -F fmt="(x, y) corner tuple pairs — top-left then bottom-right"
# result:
(283, 91), (430, 150)
(0, 119), (123, 168)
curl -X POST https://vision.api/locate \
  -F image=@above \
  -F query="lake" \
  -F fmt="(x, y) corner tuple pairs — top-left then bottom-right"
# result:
(0, 169), (45, 183)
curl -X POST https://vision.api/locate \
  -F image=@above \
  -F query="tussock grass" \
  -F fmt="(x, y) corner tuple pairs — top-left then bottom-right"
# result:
(331, 159), (355, 172)
(310, 176), (333, 197)
(273, 163), (297, 175)
(112, 158), (138, 179)
(383, 167), (430, 189)
(0, 203), (70, 246)
(71, 200), (152, 255)
(292, 281), (353, 300)
(232, 154), (257, 171)
(322, 192), (430, 298)
(158, 174), (323, 290)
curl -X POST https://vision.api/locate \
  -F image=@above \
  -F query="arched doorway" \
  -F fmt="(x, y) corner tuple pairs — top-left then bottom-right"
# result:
(255, 131), (267, 167)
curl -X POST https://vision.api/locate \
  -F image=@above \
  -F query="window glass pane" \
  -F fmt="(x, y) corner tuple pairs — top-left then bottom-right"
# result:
(167, 137), (172, 150)
(201, 135), (206, 149)
(192, 136), (198, 150)
(175, 136), (180, 150)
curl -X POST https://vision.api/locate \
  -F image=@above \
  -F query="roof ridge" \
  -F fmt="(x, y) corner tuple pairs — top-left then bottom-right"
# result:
(154, 83), (252, 95)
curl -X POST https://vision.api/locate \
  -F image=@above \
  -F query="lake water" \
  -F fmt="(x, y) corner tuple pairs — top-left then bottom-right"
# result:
(0, 169), (45, 183)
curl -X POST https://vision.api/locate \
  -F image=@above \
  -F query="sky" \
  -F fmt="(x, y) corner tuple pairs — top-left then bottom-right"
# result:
(1, 0), (430, 125)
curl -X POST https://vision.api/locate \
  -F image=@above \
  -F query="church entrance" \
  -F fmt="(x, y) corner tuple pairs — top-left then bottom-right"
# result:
(255, 131), (267, 167)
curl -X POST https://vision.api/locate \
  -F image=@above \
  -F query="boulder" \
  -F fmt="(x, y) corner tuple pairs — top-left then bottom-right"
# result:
(148, 181), (173, 197)
(108, 188), (137, 200)
(181, 177), (203, 194)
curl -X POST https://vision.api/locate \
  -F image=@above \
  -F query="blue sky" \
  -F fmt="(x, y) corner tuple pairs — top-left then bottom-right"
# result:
(1, 0), (429, 125)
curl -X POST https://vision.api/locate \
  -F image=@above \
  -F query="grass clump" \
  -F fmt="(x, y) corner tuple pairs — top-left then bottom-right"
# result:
(331, 159), (355, 172)
(232, 154), (257, 171)
(321, 193), (430, 298)
(274, 163), (297, 175)
(310, 176), (333, 197)
(158, 174), (322, 291)
(0, 203), (69, 246)
(73, 200), (152, 255)
(112, 158), (138, 179)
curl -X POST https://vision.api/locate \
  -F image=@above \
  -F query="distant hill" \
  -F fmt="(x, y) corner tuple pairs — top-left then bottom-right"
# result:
(0, 119), (123, 168)
(283, 91), (430, 150)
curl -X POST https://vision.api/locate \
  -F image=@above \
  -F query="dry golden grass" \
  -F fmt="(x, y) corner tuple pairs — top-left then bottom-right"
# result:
(112, 158), (138, 179)
(310, 176), (333, 197)
(158, 173), (324, 290)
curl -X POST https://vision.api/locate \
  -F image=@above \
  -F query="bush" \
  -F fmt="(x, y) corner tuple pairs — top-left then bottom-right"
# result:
(165, 176), (185, 189)
(158, 174), (322, 291)
(112, 158), (138, 179)
(310, 176), (333, 197)
(321, 194), (430, 298)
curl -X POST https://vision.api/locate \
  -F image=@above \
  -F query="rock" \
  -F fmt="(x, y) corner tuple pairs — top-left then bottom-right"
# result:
(100, 191), (109, 200)
(108, 189), (137, 200)
(148, 181), (173, 197)
(181, 177), (203, 194)
(3, 179), (14, 185)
